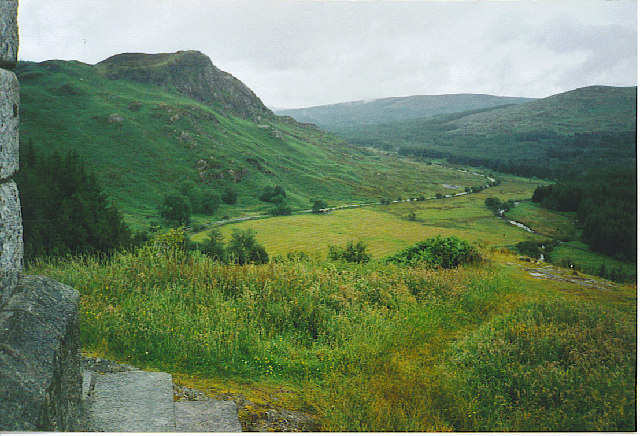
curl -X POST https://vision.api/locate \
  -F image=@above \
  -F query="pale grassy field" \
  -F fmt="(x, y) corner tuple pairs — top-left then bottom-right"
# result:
(193, 175), (544, 259)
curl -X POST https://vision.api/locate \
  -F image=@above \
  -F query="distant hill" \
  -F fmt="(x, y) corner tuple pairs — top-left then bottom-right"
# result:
(275, 94), (535, 129)
(15, 51), (475, 229)
(339, 86), (637, 180)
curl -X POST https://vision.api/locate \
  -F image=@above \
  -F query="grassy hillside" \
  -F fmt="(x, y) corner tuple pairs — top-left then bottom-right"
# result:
(16, 55), (488, 230)
(338, 86), (636, 179)
(275, 94), (534, 129)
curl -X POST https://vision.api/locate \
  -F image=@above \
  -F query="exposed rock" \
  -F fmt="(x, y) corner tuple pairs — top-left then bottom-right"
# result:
(0, 68), (19, 179)
(107, 113), (124, 124)
(174, 400), (242, 432)
(97, 50), (273, 122)
(0, 181), (23, 307)
(0, 275), (82, 431)
(82, 356), (138, 374)
(0, 0), (18, 69)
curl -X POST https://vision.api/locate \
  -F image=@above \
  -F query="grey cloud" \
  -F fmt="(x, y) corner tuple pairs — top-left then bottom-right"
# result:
(18, 0), (637, 108)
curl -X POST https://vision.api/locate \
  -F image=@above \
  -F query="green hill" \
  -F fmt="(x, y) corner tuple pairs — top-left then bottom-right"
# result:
(16, 51), (488, 229)
(337, 86), (636, 179)
(275, 94), (534, 129)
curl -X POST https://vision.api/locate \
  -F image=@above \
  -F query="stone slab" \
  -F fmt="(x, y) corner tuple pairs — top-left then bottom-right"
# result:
(86, 371), (176, 432)
(0, 68), (19, 178)
(0, 180), (23, 307)
(175, 400), (243, 432)
(0, 275), (82, 431)
(0, 0), (18, 69)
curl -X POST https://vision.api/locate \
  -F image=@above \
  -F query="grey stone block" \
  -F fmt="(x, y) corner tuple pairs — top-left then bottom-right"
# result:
(0, 68), (19, 179)
(0, 275), (82, 431)
(0, 180), (22, 307)
(86, 371), (176, 432)
(175, 400), (243, 432)
(0, 0), (18, 69)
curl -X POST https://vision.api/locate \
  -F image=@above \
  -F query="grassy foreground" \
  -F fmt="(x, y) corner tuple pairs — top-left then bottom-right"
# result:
(29, 236), (636, 431)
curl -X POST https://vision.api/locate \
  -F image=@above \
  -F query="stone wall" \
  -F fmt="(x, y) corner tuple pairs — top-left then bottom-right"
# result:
(0, 0), (22, 309)
(0, 1), (84, 430)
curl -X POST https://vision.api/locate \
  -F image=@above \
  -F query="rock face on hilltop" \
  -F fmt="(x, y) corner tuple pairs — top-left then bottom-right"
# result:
(97, 51), (272, 122)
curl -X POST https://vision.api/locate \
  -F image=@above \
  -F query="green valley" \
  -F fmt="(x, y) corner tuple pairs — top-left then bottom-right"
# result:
(16, 50), (637, 432)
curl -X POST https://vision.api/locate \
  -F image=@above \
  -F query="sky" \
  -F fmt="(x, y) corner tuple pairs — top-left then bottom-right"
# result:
(18, 0), (638, 108)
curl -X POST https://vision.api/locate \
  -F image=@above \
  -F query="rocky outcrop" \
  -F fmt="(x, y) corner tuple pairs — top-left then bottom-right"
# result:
(0, 276), (83, 431)
(97, 50), (273, 122)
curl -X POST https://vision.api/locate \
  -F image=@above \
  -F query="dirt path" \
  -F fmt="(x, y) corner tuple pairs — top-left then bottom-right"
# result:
(508, 261), (621, 292)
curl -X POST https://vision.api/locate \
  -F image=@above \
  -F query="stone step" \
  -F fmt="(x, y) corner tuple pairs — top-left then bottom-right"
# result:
(174, 400), (243, 432)
(84, 370), (176, 432)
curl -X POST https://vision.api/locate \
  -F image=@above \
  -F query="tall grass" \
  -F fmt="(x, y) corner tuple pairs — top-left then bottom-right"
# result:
(29, 238), (636, 431)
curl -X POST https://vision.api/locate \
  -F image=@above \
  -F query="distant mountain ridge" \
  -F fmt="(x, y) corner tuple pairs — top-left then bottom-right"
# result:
(275, 94), (535, 129)
(339, 85), (637, 180)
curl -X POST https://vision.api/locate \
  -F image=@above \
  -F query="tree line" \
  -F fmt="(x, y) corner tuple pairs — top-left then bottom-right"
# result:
(532, 169), (636, 261)
(15, 144), (137, 261)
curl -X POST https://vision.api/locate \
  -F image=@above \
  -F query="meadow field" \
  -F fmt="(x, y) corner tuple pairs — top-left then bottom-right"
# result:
(192, 173), (545, 259)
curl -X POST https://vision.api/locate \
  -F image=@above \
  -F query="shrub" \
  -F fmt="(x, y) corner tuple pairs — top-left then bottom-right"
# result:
(200, 228), (226, 262)
(311, 199), (329, 213)
(270, 203), (292, 216)
(387, 235), (480, 269)
(259, 185), (286, 203)
(221, 187), (238, 205)
(226, 228), (269, 265)
(328, 240), (371, 263)
(159, 193), (191, 226)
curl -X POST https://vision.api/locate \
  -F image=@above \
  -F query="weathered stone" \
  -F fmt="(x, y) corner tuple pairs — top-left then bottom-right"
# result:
(0, 180), (22, 307)
(85, 371), (176, 432)
(0, 0), (18, 69)
(0, 275), (82, 431)
(0, 68), (19, 178)
(175, 400), (243, 432)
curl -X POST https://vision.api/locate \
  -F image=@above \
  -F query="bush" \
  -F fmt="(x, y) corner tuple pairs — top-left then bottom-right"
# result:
(159, 193), (191, 226)
(328, 240), (371, 263)
(259, 185), (286, 203)
(311, 199), (329, 213)
(270, 203), (292, 216)
(221, 187), (238, 205)
(200, 228), (226, 262)
(226, 228), (269, 265)
(387, 235), (481, 269)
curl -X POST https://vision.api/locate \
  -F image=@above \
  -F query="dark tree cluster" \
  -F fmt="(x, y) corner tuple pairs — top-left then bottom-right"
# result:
(258, 185), (291, 215)
(159, 182), (239, 227)
(15, 144), (134, 261)
(398, 131), (636, 182)
(198, 228), (268, 265)
(532, 169), (636, 261)
(258, 185), (286, 204)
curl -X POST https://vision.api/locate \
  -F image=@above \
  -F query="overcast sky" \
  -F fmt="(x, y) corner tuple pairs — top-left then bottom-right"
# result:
(18, 0), (637, 108)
